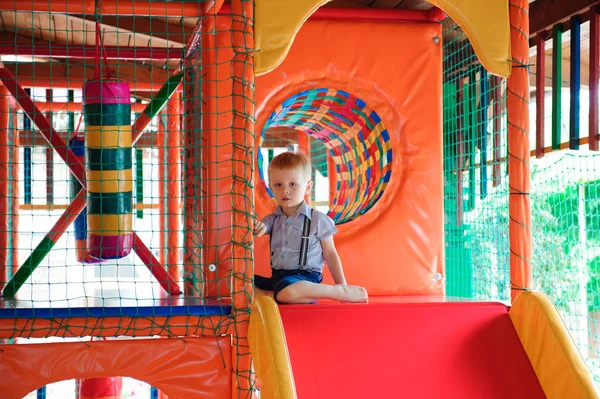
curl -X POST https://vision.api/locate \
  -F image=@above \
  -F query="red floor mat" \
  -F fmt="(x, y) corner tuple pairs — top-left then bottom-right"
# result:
(279, 301), (545, 399)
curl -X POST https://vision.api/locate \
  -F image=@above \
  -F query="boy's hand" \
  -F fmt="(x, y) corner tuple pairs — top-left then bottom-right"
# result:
(254, 220), (267, 237)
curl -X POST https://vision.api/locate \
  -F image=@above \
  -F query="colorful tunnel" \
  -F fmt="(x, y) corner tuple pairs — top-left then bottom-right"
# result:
(258, 88), (393, 224)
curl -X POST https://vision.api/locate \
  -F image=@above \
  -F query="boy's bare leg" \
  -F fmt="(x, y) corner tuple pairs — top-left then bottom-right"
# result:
(254, 287), (274, 299)
(276, 281), (368, 304)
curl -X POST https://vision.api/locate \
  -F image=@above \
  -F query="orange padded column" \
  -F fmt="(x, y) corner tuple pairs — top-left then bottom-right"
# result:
(166, 92), (181, 281)
(10, 107), (18, 279)
(508, 0), (532, 301)
(0, 86), (9, 292)
(157, 96), (182, 282)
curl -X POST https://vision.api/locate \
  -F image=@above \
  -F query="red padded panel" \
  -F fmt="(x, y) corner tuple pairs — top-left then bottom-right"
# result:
(279, 301), (545, 399)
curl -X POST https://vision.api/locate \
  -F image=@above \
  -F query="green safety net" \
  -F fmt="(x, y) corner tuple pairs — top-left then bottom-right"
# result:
(442, 18), (510, 301)
(530, 153), (600, 383)
(443, 16), (600, 386)
(0, 1), (256, 397)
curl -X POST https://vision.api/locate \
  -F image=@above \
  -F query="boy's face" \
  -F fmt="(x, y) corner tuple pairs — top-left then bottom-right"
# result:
(269, 167), (313, 212)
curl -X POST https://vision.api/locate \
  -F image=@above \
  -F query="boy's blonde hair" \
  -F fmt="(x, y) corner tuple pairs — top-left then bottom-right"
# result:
(268, 151), (312, 180)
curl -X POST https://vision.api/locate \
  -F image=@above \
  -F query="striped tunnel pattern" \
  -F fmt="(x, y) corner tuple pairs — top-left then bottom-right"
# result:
(258, 88), (392, 224)
(83, 81), (133, 259)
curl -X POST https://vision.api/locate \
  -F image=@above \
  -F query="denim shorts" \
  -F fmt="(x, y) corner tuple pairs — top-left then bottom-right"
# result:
(255, 269), (323, 303)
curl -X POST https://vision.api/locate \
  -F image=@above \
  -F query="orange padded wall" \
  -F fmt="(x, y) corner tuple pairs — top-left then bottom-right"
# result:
(254, 20), (444, 296)
(0, 337), (231, 399)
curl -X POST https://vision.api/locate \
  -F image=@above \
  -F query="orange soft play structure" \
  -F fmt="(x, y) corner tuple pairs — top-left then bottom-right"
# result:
(0, 0), (599, 398)
(253, 17), (444, 296)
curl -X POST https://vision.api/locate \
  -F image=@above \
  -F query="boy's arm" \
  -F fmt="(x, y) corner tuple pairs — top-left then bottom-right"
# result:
(255, 214), (276, 237)
(321, 236), (347, 285)
(262, 214), (276, 234)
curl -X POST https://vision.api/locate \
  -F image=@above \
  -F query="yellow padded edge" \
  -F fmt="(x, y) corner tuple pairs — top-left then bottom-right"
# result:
(255, 0), (510, 78)
(509, 291), (600, 399)
(428, 0), (511, 77)
(255, 0), (332, 76)
(248, 296), (297, 399)
(87, 170), (133, 193)
(86, 125), (132, 148)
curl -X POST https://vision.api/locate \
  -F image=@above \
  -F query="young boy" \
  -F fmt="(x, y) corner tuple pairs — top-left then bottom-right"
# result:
(254, 151), (368, 304)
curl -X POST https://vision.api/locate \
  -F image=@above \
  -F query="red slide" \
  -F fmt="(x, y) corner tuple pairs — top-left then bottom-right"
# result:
(279, 299), (545, 399)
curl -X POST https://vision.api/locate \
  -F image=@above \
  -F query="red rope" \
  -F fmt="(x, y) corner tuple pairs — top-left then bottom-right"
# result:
(94, 21), (112, 80)
(94, 21), (101, 80)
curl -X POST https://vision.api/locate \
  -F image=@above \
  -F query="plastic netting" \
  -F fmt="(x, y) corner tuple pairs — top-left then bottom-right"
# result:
(528, 15), (600, 381)
(442, 18), (511, 301)
(530, 153), (600, 383)
(443, 12), (600, 386)
(527, 15), (600, 384)
(0, 1), (256, 397)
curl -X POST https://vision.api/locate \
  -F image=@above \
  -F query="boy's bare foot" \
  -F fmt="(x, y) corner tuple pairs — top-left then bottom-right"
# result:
(336, 285), (369, 303)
